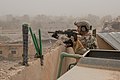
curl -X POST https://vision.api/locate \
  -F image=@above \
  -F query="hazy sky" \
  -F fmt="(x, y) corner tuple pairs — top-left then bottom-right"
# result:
(0, 0), (120, 17)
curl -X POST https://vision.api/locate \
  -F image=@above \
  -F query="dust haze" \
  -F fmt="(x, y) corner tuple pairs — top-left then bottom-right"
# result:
(0, 0), (120, 16)
(0, 1), (120, 79)
(0, 0), (120, 39)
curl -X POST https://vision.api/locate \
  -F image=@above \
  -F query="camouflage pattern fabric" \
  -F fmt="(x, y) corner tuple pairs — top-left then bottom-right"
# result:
(72, 33), (98, 55)
(71, 38), (86, 55)
(79, 34), (98, 50)
(57, 32), (98, 55)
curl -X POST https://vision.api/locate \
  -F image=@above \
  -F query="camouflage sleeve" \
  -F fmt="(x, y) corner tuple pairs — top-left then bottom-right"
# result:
(73, 39), (87, 55)
(92, 36), (99, 49)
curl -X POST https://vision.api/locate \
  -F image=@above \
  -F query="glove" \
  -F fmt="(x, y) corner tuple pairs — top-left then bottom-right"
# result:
(52, 32), (59, 39)
(63, 39), (73, 47)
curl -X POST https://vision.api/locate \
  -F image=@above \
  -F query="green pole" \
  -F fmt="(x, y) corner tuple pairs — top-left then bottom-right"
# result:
(39, 29), (42, 56)
(29, 27), (39, 56)
(57, 54), (64, 78)
(57, 52), (82, 78)
(33, 34), (40, 55)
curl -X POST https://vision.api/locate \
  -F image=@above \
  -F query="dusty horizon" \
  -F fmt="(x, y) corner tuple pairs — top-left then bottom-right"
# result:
(0, 0), (120, 17)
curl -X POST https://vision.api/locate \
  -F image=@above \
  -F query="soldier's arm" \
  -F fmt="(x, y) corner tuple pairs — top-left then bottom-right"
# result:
(92, 29), (99, 49)
(73, 39), (87, 55)
(93, 37), (99, 49)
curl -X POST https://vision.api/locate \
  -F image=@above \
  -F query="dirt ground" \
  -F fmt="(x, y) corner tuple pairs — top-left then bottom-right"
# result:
(0, 39), (57, 80)
(0, 60), (24, 80)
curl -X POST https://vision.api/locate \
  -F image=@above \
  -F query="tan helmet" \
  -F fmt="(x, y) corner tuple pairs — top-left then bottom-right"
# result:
(74, 21), (92, 31)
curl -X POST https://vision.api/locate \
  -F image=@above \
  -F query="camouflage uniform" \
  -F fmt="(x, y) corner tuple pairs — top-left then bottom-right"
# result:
(73, 39), (86, 55)
(53, 21), (98, 55)
(73, 21), (98, 55)
(79, 33), (98, 50)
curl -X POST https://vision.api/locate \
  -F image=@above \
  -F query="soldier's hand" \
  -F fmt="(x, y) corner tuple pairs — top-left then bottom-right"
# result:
(63, 39), (73, 47)
(52, 32), (59, 39)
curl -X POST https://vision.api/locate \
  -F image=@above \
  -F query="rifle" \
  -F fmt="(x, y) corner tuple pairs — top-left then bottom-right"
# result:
(48, 29), (78, 40)
(48, 29), (78, 47)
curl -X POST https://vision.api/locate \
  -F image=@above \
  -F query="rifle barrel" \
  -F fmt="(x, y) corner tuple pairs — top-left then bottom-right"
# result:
(48, 31), (54, 33)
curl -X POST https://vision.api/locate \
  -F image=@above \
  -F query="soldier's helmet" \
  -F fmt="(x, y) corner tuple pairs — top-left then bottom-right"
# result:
(74, 21), (92, 32)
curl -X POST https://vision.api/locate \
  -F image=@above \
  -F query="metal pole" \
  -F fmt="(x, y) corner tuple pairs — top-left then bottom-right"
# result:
(33, 34), (40, 56)
(22, 24), (29, 66)
(29, 27), (39, 56)
(57, 52), (81, 78)
(39, 29), (44, 65)
(39, 29), (42, 56)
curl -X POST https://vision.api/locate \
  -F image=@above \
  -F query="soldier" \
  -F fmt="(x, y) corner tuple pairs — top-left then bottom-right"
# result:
(73, 21), (98, 54)
(49, 21), (98, 55)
